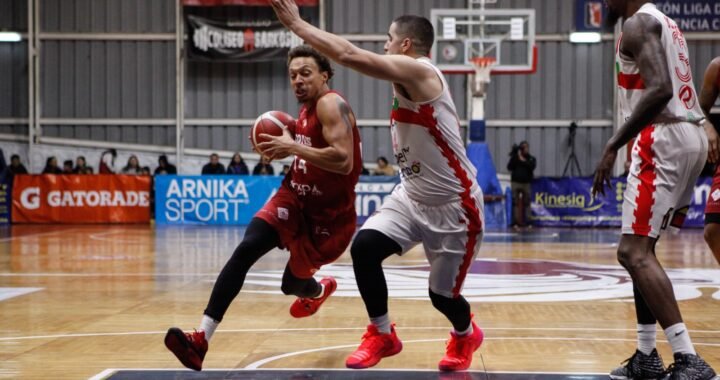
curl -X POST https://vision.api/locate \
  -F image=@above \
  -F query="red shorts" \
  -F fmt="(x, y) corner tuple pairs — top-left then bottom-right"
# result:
(255, 186), (357, 279)
(706, 164), (720, 224)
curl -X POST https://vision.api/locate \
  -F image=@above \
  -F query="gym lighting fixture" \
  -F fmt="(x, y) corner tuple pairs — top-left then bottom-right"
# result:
(569, 32), (601, 44)
(0, 32), (22, 42)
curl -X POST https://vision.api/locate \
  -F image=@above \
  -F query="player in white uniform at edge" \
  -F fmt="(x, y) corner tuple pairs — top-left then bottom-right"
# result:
(593, 1), (718, 379)
(271, 0), (485, 372)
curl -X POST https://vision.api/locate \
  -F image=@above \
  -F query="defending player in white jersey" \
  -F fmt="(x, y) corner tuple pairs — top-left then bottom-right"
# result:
(593, 1), (718, 378)
(271, 0), (484, 372)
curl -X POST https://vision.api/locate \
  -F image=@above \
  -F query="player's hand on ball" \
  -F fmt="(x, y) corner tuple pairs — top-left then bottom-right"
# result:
(257, 128), (295, 161)
(704, 119), (719, 164)
(592, 147), (617, 198)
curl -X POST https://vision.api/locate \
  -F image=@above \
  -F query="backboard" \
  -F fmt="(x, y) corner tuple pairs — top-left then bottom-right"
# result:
(430, 8), (537, 75)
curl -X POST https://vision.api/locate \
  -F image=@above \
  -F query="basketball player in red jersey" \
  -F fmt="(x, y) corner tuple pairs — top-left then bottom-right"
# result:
(164, 45), (362, 371)
(699, 57), (720, 265)
(272, 0), (485, 372)
(593, 1), (718, 378)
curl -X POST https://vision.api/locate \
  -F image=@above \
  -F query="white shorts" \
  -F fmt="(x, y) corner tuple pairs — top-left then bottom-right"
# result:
(360, 184), (484, 298)
(622, 122), (708, 238)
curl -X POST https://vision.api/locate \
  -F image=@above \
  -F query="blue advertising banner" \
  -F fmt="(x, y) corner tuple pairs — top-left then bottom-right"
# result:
(355, 176), (399, 225)
(154, 175), (402, 226)
(155, 175), (282, 225)
(576, 1), (720, 32)
(531, 176), (712, 228)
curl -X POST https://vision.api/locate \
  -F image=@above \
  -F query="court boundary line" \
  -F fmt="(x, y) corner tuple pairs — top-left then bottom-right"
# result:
(88, 367), (610, 380)
(6, 326), (720, 342)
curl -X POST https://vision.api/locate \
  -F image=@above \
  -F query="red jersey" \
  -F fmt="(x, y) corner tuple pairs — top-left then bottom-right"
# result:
(282, 90), (362, 219)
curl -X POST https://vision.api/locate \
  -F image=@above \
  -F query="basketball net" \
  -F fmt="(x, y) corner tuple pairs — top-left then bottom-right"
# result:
(470, 57), (496, 97)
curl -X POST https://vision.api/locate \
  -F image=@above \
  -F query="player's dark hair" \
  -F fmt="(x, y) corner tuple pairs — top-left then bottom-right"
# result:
(288, 45), (334, 80)
(392, 15), (435, 56)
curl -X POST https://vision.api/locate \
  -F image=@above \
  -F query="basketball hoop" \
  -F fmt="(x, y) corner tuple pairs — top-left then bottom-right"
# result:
(470, 57), (496, 97)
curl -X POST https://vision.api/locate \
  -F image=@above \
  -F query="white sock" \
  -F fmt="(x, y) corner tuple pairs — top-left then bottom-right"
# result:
(637, 324), (656, 355)
(664, 322), (696, 355)
(312, 283), (325, 299)
(454, 322), (473, 337)
(370, 314), (392, 334)
(199, 315), (219, 342)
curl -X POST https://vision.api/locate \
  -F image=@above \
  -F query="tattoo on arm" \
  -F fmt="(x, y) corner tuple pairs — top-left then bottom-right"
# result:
(336, 98), (353, 132)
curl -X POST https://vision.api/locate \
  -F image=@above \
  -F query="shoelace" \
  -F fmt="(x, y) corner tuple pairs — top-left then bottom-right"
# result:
(665, 360), (688, 376)
(358, 330), (387, 352)
(298, 298), (313, 310)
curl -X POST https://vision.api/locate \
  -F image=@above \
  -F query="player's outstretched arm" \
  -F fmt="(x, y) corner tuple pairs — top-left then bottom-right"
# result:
(291, 93), (355, 175)
(270, 0), (430, 86)
(606, 14), (673, 152)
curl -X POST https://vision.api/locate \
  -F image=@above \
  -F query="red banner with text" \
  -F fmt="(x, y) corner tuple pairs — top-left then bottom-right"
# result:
(12, 175), (151, 224)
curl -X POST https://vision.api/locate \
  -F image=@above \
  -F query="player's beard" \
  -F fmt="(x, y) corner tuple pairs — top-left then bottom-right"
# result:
(604, 8), (622, 30)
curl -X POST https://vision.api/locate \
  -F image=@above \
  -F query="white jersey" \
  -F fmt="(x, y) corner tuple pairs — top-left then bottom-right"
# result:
(389, 57), (481, 205)
(616, 3), (704, 124)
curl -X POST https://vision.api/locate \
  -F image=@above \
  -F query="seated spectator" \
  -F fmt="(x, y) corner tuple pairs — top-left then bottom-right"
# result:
(73, 156), (93, 174)
(281, 164), (291, 176)
(122, 155), (142, 175)
(140, 166), (151, 176)
(154, 155), (177, 175)
(202, 153), (225, 175)
(253, 156), (274, 175)
(372, 156), (396, 176)
(99, 149), (117, 174)
(42, 157), (62, 174)
(62, 160), (74, 174)
(361, 164), (370, 175)
(3, 154), (28, 184)
(227, 153), (249, 175)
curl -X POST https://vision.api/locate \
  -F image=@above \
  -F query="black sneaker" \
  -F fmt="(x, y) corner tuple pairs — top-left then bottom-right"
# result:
(610, 349), (665, 379)
(664, 353), (719, 380)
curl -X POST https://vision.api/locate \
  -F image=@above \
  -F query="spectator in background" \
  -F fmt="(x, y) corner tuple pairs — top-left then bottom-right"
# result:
(253, 156), (274, 175)
(155, 155), (177, 175)
(227, 153), (250, 175)
(62, 160), (74, 174)
(361, 164), (370, 176)
(141, 166), (151, 176)
(42, 157), (62, 174)
(507, 141), (537, 228)
(74, 156), (93, 174)
(281, 164), (291, 176)
(99, 149), (117, 174)
(122, 155), (142, 175)
(2, 154), (28, 184)
(0, 148), (6, 175)
(372, 156), (396, 176)
(202, 153), (225, 175)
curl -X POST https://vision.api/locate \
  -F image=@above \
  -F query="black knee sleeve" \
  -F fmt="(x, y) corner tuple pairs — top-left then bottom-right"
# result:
(350, 229), (401, 318)
(280, 264), (320, 298)
(203, 218), (279, 321)
(429, 289), (472, 332)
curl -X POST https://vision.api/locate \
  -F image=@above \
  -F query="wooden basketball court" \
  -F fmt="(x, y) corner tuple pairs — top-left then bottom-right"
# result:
(1, 224), (719, 379)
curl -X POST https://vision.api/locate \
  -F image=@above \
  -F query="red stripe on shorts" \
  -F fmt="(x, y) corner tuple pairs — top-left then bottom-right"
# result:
(631, 125), (657, 236)
(391, 104), (483, 297)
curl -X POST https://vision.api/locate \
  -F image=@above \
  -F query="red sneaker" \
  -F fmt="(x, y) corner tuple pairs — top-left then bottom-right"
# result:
(438, 319), (484, 371)
(345, 324), (403, 369)
(289, 276), (337, 318)
(164, 327), (208, 371)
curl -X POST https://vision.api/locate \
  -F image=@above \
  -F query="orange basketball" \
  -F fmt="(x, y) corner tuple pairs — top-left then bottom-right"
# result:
(251, 110), (295, 154)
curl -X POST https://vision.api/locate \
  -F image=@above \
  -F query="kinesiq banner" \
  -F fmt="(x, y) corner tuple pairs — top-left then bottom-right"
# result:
(155, 175), (282, 225)
(186, 14), (303, 61)
(531, 176), (712, 228)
